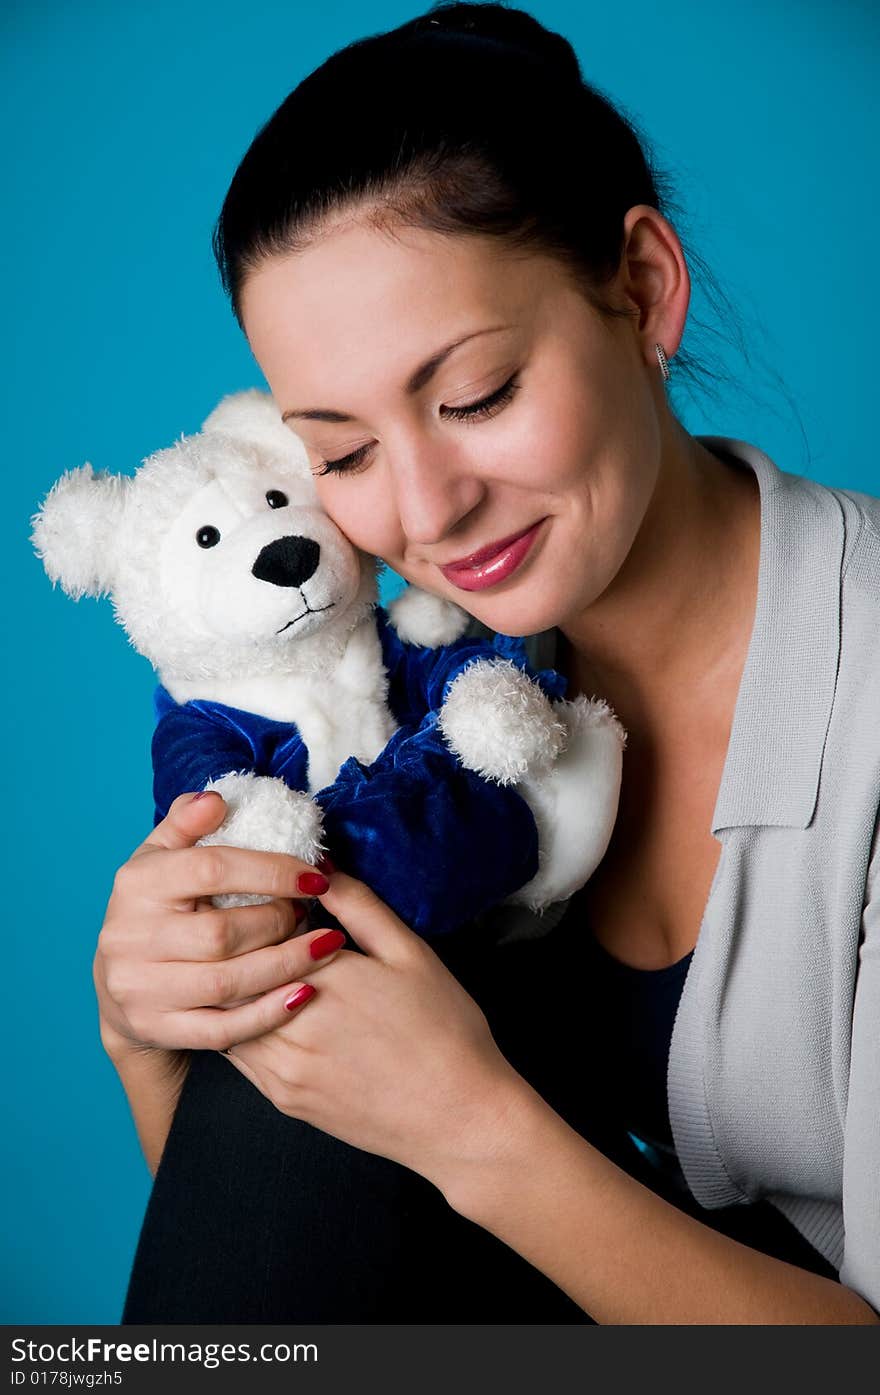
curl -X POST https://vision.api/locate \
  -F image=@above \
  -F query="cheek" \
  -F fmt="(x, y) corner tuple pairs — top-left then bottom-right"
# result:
(497, 363), (603, 493)
(524, 413), (588, 490)
(312, 475), (402, 561)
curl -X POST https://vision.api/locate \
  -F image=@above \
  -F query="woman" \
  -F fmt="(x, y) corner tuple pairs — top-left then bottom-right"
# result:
(101, 3), (879, 1322)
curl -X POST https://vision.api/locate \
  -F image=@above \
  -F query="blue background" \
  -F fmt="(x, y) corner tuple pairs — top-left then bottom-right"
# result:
(2, 0), (876, 1322)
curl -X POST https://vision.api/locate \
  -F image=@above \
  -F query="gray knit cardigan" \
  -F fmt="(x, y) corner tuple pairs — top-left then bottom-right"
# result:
(499, 434), (880, 1312)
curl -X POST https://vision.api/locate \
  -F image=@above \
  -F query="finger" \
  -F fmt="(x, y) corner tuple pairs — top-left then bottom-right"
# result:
(313, 870), (421, 965)
(158, 897), (309, 961)
(121, 843), (329, 909)
(132, 791), (228, 857)
(158, 928), (347, 1008)
(158, 978), (319, 1052)
(224, 983), (317, 1068)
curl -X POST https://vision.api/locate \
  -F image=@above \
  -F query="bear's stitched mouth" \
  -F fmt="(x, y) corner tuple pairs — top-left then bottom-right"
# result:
(275, 599), (336, 635)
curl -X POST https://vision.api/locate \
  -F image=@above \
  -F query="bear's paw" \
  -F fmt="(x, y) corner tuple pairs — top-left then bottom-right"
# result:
(196, 771), (325, 909)
(438, 659), (568, 784)
(386, 587), (471, 646)
(508, 694), (627, 910)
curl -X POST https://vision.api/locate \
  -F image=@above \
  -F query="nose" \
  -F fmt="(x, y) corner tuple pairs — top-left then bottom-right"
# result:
(390, 438), (486, 545)
(252, 535), (320, 588)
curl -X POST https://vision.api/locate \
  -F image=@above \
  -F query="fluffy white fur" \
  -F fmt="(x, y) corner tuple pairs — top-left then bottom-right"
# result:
(386, 586), (471, 647)
(510, 695), (627, 912)
(199, 772), (326, 908)
(202, 386), (309, 464)
(31, 387), (627, 920)
(31, 463), (130, 601)
(438, 659), (568, 784)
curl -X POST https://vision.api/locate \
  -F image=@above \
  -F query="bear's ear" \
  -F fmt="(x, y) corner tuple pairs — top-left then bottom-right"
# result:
(202, 388), (309, 472)
(386, 586), (472, 646)
(201, 387), (284, 440)
(30, 463), (129, 599)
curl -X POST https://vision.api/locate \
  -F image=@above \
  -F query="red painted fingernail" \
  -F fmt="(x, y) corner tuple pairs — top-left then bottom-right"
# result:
(293, 900), (308, 925)
(309, 929), (345, 961)
(297, 871), (329, 896)
(316, 852), (336, 876)
(192, 790), (214, 801)
(284, 984), (316, 1011)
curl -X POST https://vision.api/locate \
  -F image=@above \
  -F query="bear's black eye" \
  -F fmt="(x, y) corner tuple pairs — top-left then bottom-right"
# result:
(196, 525), (221, 549)
(266, 490), (289, 509)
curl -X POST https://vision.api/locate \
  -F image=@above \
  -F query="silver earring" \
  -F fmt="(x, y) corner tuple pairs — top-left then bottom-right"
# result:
(655, 342), (671, 381)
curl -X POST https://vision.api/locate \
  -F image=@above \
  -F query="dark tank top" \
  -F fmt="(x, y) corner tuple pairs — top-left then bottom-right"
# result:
(581, 925), (693, 1167)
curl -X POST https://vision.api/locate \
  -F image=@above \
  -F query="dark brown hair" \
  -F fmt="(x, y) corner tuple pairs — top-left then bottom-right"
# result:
(213, 1), (790, 424)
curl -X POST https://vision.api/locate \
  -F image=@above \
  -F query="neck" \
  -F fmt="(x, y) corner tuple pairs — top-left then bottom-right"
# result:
(165, 666), (320, 718)
(558, 421), (761, 725)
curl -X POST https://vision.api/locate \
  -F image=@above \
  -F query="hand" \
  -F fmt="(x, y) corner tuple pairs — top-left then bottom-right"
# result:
(93, 791), (347, 1059)
(219, 869), (533, 1198)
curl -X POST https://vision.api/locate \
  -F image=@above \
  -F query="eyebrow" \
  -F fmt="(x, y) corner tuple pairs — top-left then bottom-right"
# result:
(281, 325), (514, 423)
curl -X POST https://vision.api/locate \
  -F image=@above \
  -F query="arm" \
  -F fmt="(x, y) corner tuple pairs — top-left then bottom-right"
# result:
(315, 713), (540, 937)
(376, 606), (566, 728)
(221, 870), (879, 1325)
(151, 687), (273, 824)
(95, 909), (192, 1178)
(101, 1019), (191, 1179)
(91, 791), (346, 1178)
(440, 1077), (879, 1324)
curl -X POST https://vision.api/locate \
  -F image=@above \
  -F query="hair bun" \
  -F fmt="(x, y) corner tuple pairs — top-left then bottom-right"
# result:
(407, 2), (584, 85)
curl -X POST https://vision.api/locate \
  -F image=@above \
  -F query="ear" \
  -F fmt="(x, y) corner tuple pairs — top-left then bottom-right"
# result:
(30, 463), (129, 599)
(202, 388), (309, 472)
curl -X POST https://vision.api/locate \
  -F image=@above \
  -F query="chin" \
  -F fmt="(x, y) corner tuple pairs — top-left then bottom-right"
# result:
(453, 587), (568, 639)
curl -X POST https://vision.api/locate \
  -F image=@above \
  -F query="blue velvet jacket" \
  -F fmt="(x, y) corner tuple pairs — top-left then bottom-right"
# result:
(151, 607), (568, 939)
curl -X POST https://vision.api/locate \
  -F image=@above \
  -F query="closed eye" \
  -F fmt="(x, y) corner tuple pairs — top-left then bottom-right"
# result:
(313, 372), (522, 478)
(442, 373), (521, 423)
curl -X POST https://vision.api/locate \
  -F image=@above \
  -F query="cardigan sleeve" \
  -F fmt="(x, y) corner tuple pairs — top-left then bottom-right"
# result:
(838, 816), (880, 1314)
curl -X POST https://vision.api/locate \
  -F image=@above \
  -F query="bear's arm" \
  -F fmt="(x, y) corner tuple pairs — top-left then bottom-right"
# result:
(151, 697), (260, 826)
(376, 606), (567, 728)
(314, 712), (539, 939)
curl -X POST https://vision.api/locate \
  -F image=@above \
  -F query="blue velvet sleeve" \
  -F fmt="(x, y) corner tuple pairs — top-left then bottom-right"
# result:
(314, 710), (539, 938)
(376, 605), (567, 726)
(150, 685), (309, 826)
(151, 605), (564, 938)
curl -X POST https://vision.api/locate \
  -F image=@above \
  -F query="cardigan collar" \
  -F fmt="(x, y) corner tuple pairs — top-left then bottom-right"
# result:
(699, 436), (843, 833)
(525, 435), (845, 834)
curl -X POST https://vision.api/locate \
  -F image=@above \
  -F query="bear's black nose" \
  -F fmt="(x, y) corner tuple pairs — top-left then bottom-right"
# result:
(252, 535), (320, 588)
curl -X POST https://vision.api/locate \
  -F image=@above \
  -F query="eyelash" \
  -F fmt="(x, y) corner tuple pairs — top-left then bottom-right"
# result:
(313, 373), (522, 477)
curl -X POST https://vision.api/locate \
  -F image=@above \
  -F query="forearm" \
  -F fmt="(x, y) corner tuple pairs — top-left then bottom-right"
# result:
(102, 1022), (191, 1179)
(441, 1078), (879, 1325)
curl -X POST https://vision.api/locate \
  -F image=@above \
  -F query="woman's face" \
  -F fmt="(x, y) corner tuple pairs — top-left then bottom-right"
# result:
(240, 218), (666, 638)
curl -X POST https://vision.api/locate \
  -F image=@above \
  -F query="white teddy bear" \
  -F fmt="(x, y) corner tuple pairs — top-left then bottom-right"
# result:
(31, 389), (625, 935)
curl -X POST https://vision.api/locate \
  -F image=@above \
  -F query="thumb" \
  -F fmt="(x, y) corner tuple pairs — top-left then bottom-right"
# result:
(132, 790), (228, 857)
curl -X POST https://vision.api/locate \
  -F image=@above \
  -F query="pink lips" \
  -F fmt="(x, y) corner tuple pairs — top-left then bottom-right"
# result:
(438, 519), (546, 592)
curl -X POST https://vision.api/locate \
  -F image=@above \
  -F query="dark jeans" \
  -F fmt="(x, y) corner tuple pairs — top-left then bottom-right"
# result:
(121, 912), (838, 1323)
